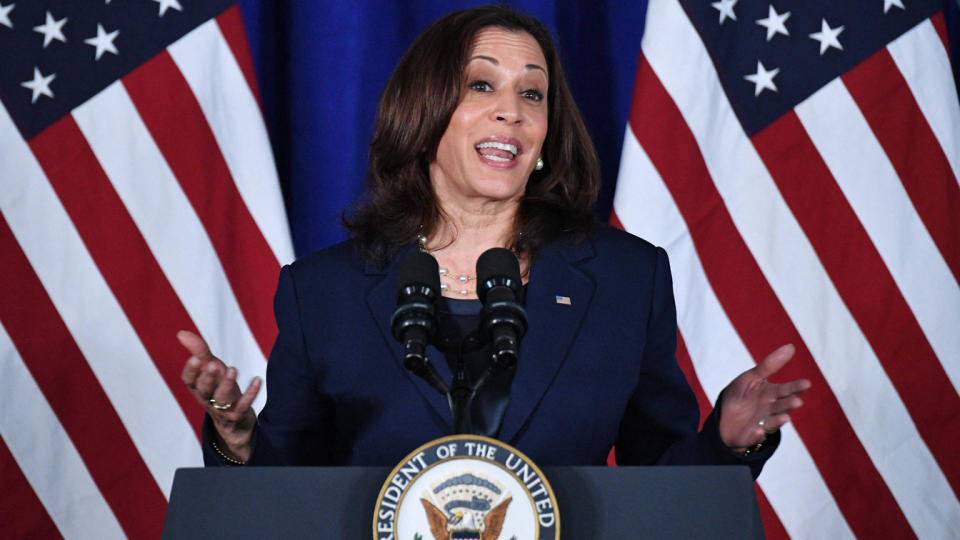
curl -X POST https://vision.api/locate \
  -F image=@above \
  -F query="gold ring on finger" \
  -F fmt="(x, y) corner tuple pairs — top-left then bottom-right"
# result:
(209, 398), (233, 411)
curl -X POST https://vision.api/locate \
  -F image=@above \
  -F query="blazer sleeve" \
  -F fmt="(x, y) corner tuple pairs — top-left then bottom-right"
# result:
(613, 247), (776, 478)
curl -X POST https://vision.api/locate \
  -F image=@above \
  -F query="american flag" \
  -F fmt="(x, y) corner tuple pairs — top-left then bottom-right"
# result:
(0, 0), (292, 536)
(613, 0), (959, 537)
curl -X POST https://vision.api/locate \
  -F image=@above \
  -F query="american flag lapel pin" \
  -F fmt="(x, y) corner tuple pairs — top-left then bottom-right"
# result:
(555, 295), (572, 305)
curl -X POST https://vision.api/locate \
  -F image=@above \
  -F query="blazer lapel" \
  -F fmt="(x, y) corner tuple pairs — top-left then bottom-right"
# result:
(499, 238), (596, 443)
(366, 250), (453, 429)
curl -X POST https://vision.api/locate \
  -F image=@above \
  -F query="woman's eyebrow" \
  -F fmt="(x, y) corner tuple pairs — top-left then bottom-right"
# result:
(469, 55), (547, 75)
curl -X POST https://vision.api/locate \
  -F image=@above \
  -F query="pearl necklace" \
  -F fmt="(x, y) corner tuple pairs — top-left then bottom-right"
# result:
(418, 234), (476, 296)
(418, 233), (528, 297)
(438, 267), (475, 296)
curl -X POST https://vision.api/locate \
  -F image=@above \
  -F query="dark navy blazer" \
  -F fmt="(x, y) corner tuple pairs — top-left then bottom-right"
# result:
(204, 226), (774, 474)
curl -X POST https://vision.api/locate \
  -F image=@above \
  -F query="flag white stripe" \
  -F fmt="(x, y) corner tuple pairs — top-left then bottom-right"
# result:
(0, 103), (200, 498)
(762, 424), (857, 540)
(797, 77), (960, 394)
(887, 19), (960, 183)
(615, 128), (854, 540)
(169, 19), (295, 266)
(0, 323), (125, 539)
(72, 82), (268, 413)
(641, 0), (960, 535)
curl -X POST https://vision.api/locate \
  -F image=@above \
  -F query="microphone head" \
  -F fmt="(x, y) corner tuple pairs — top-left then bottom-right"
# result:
(395, 250), (441, 301)
(476, 248), (522, 303)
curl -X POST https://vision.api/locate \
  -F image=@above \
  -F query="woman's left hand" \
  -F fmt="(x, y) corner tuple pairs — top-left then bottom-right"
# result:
(717, 344), (811, 453)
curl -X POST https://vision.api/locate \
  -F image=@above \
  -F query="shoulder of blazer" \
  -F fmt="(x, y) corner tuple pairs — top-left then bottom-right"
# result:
(542, 224), (663, 270)
(287, 239), (364, 273)
(589, 224), (661, 258)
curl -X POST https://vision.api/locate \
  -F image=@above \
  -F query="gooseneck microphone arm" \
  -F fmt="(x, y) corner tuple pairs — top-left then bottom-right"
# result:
(474, 248), (527, 392)
(391, 251), (449, 397)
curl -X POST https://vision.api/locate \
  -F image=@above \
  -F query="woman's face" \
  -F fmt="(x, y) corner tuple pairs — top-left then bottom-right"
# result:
(430, 27), (549, 212)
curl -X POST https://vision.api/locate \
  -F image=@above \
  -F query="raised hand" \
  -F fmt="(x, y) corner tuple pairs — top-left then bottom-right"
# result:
(178, 330), (261, 462)
(717, 344), (811, 453)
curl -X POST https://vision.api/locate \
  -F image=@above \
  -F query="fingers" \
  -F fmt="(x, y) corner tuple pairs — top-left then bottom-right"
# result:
(753, 343), (795, 380)
(179, 329), (227, 398)
(759, 412), (791, 434)
(756, 389), (805, 437)
(776, 377), (812, 398)
(195, 361), (228, 400)
(233, 376), (262, 413)
(177, 331), (257, 437)
(210, 366), (241, 405)
(177, 330), (218, 364)
(181, 355), (203, 387)
(770, 394), (804, 416)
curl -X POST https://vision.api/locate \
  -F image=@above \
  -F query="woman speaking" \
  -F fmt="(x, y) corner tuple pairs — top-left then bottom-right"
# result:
(178, 5), (809, 473)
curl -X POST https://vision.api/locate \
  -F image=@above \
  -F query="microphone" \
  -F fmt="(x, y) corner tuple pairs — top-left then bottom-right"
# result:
(476, 248), (527, 374)
(391, 250), (448, 395)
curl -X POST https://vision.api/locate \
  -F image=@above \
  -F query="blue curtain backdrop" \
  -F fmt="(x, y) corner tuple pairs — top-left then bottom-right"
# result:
(236, 1), (960, 258)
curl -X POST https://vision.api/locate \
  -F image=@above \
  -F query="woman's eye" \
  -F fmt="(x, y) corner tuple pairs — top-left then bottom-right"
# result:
(469, 80), (492, 92)
(523, 89), (544, 102)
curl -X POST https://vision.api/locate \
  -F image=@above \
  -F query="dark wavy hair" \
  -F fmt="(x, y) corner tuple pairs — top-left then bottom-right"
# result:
(343, 5), (601, 267)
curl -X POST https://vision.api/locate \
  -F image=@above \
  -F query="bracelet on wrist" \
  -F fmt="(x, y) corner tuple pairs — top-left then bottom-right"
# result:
(210, 437), (246, 466)
(740, 440), (765, 457)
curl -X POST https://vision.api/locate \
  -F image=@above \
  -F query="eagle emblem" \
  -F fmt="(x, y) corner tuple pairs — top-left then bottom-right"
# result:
(419, 473), (512, 540)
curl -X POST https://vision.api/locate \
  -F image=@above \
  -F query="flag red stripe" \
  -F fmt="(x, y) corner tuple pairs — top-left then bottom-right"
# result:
(29, 115), (205, 440)
(931, 12), (949, 53)
(754, 487), (790, 540)
(122, 51), (280, 357)
(754, 111), (960, 498)
(842, 48), (960, 285)
(0, 436), (61, 539)
(629, 55), (914, 539)
(0, 214), (166, 539)
(216, 4), (262, 109)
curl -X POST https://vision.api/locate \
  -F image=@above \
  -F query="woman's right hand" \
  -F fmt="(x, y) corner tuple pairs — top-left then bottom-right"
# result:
(178, 330), (261, 462)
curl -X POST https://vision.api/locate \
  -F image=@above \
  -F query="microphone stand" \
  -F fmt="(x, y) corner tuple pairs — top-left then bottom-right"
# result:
(448, 331), (517, 435)
(407, 336), (520, 435)
(402, 330), (479, 435)
(448, 340), (473, 435)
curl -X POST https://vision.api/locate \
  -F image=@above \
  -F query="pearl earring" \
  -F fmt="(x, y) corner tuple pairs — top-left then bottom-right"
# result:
(535, 157), (544, 171)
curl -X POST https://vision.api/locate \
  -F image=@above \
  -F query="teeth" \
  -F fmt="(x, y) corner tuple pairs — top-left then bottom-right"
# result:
(483, 155), (511, 162)
(476, 141), (518, 155)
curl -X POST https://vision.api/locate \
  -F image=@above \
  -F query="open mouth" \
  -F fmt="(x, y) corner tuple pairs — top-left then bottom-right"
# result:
(476, 141), (519, 163)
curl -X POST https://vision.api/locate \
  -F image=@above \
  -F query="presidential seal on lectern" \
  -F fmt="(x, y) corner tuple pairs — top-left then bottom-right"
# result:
(373, 435), (560, 540)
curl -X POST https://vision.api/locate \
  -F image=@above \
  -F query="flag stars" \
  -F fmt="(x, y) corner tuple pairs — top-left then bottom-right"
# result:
(884, 0), (905, 13)
(0, 2), (13, 29)
(21, 67), (55, 104)
(809, 18), (845, 55)
(152, 0), (182, 16)
(33, 11), (67, 47)
(744, 60), (779, 97)
(711, 0), (738, 24)
(84, 24), (119, 60)
(756, 5), (790, 41)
